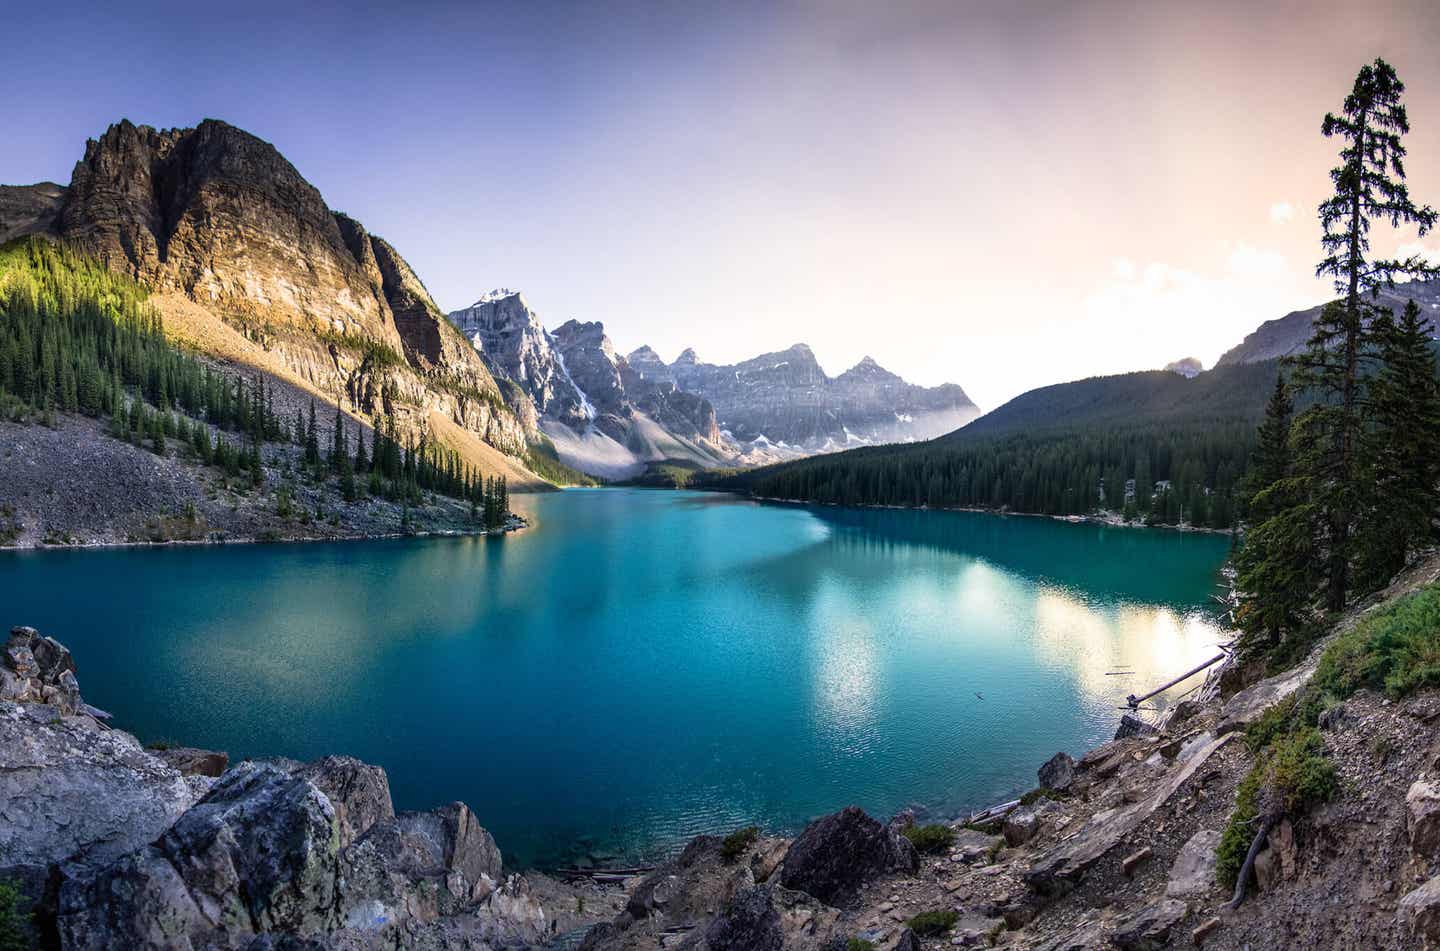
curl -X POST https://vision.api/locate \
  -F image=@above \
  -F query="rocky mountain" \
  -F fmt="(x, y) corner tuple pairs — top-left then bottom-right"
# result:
(1163, 357), (1204, 378)
(1215, 279), (1440, 366)
(447, 293), (726, 478)
(0, 182), (65, 243)
(657, 344), (980, 453)
(3, 119), (544, 487)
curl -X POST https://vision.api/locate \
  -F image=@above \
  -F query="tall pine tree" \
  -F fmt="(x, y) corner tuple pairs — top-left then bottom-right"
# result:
(1290, 57), (1436, 610)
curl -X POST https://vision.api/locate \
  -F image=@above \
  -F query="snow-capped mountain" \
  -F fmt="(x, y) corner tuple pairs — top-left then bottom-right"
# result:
(447, 295), (727, 478)
(658, 344), (980, 453)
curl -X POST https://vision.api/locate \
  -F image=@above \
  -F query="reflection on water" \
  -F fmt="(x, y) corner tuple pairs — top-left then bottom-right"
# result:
(0, 489), (1230, 867)
(1032, 592), (1224, 712)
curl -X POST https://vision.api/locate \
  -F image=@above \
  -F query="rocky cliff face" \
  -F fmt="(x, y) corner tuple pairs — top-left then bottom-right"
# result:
(661, 344), (979, 452)
(7, 119), (532, 469)
(1216, 279), (1440, 367)
(448, 289), (588, 430)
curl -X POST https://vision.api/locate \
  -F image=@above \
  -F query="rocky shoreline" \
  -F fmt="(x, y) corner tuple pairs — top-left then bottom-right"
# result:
(5, 555), (1440, 949)
(0, 415), (528, 551)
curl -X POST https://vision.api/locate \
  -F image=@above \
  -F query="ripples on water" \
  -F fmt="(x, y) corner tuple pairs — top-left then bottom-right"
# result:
(0, 489), (1230, 867)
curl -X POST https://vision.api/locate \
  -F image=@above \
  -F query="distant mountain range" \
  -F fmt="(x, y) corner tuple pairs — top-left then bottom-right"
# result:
(446, 292), (978, 478)
(1216, 279), (1440, 366)
(2, 118), (981, 487)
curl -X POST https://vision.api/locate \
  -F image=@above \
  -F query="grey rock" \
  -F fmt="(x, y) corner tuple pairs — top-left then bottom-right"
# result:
(1114, 714), (1158, 740)
(58, 761), (344, 947)
(1164, 829), (1221, 899)
(952, 827), (1005, 863)
(0, 701), (202, 875)
(1400, 875), (1440, 946)
(1039, 751), (1076, 791)
(779, 805), (919, 906)
(291, 755), (394, 848)
(1409, 779), (1440, 861)
(1003, 806), (1040, 846)
(704, 884), (784, 951)
(1110, 898), (1187, 950)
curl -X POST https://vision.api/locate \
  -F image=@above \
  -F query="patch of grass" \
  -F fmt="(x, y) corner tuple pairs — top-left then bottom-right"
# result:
(846, 940), (876, 951)
(962, 819), (1002, 836)
(901, 823), (955, 854)
(906, 909), (959, 937)
(720, 826), (759, 862)
(1312, 583), (1440, 700)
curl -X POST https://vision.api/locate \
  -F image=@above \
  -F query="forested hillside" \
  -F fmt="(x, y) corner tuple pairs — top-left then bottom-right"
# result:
(0, 237), (513, 533)
(716, 361), (1282, 528)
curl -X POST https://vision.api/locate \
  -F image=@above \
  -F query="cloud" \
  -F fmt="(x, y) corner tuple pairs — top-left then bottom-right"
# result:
(1070, 241), (1323, 373)
(1269, 201), (1295, 224)
(1396, 241), (1440, 268)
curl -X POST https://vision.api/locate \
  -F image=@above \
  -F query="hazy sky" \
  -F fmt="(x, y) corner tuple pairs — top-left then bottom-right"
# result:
(6, 0), (1440, 409)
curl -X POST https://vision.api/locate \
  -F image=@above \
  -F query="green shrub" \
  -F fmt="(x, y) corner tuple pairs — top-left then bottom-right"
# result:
(1313, 583), (1440, 699)
(720, 826), (759, 862)
(0, 879), (31, 951)
(1019, 787), (1062, 806)
(846, 940), (876, 951)
(901, 823), (956, 854)
(1217, 728), (1336, 889)
(906, 909), (959, 937)
(1215, 766), (1262, 888)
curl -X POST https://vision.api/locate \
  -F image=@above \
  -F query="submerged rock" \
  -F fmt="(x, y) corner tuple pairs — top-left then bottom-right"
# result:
(779, 805), (919, 907)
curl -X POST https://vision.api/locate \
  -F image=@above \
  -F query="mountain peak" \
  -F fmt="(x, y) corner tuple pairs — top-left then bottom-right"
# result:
(1163, 357), (1205, 378)
(468, 288), (524, 308)
(674, 347), (700, 366)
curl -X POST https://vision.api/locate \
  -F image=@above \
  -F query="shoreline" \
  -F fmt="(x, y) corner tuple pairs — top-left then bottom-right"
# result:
(0, 513), (530, 553)
(745, 493), (1235, 535)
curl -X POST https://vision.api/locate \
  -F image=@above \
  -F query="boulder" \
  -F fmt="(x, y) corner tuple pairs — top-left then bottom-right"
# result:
(153, 746), (230, 778)
(291, 755), (395, 848)
(1409, 780), (1440, 861)
(1110, 898), (1187, 950)
(779, 806), (919, 906)
(0, 701), (202, 875)
(58, 761), (344, 947)
(1217, 662), (1313, 735)
(1400, 875), (1440, 947)
(1004, 806), (1041, 846)
(1164, 829), (1221, 899)
(345, 801), (503, 911)
(705, 884), (784, 951)
(951, 827), (1005, 863)
(1039, 751), (1076, 791)
(1114, 715), (1158, 740)
(4, 626), (84, 714)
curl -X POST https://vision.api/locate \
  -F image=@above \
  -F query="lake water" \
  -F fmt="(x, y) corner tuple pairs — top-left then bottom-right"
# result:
(0, 489), (1230, 868)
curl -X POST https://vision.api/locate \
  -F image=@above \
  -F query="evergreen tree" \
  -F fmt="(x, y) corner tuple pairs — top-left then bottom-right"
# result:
(1293, 57), (1437, 610)
(1236, 382), (1315, 650)
(304, 401), (320, 467)
(1355, 299), (1440, 586)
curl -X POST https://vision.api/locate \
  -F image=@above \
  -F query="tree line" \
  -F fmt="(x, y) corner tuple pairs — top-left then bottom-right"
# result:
(0, 236), (510, 529)
(1236, 58), (1440, 660)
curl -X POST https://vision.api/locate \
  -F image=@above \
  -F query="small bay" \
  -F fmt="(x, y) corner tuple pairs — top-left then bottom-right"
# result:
(0, 488), (1230, 867)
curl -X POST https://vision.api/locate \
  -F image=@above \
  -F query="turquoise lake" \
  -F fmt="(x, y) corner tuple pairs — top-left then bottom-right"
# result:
(0, 489), (1231, 868)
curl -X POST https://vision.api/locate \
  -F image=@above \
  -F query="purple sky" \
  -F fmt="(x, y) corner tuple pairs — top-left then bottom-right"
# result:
(6, 0), (1440, 408)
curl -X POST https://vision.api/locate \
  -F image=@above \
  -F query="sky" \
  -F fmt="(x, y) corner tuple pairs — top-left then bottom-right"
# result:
(6, 0), (1440, 410)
